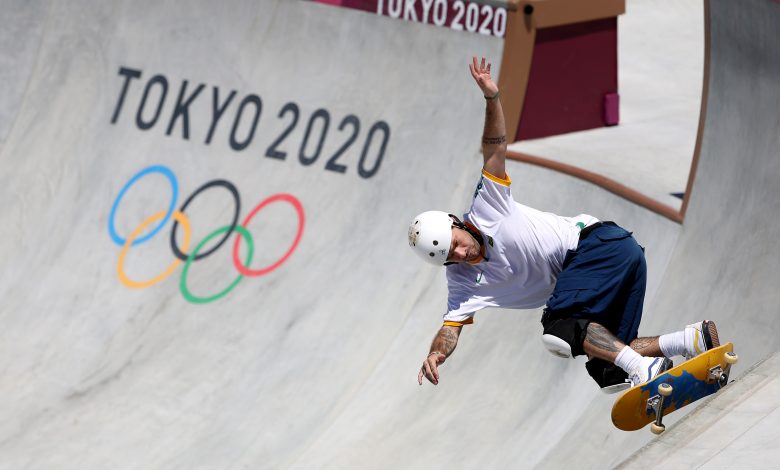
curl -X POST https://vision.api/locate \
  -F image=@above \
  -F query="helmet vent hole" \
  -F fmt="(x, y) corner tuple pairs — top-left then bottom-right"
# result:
(433, 240), (439, 246)
(429, 253), (434, 257)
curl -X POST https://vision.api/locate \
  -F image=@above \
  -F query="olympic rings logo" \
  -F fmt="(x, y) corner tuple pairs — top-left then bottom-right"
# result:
(108, 165), (304, 304)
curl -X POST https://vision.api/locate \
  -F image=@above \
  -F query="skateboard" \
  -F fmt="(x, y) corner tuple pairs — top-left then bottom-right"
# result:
(611, 342), (738, 434)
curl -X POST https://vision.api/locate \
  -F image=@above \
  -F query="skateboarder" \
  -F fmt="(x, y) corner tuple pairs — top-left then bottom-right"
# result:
(410, 57), (720, 392)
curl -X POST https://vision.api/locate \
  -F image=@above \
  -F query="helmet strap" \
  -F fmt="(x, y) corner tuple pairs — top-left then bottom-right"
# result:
(463, 221), (486, 247)
(447, 214), (490, 264)
(448, 214), (485, 247)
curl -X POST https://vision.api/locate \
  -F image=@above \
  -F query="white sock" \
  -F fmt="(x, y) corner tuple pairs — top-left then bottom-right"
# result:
(658, 330), (686, 358)
(614, 346), (644, 374)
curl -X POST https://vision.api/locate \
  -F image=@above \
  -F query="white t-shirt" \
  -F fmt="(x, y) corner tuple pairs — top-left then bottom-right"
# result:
(443, 170), (599, 326)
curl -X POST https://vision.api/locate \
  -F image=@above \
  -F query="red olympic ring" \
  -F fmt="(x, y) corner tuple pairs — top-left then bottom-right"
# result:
(231, 193), (305, 277)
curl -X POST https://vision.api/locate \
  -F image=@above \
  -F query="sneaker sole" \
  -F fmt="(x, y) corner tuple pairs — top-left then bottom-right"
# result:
(703, 320), (720, 350)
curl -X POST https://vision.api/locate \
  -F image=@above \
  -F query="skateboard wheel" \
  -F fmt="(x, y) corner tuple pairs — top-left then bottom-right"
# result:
(658, 383), (673, 397)
(650, 423), (666, 434)
(724, 351), (738, 364)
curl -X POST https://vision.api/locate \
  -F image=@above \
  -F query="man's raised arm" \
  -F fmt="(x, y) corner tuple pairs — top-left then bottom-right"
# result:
(469, 56), (507, 180)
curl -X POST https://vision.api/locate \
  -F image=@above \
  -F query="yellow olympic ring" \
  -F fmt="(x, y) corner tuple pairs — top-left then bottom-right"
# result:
(117, 210), (192, 289)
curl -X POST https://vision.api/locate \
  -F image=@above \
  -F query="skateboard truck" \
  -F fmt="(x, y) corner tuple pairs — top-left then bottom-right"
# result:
(708, 365), (728, 387)
(709, 350), (738, 386)
(646, 383), (673, 435)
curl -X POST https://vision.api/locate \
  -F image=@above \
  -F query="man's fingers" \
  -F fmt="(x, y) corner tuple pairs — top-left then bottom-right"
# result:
(470, 56), (493, 92)
(470, 57), (482, 80)
(469, 63), (478, 79)
(418, 353), (447, 386)
(424, 360), (435, 384)
(420, 359), (438, 385)
(427, 357), (440, 384)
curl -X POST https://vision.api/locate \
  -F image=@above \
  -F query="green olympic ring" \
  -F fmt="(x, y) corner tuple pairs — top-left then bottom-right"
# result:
(180, 225), (254, 304)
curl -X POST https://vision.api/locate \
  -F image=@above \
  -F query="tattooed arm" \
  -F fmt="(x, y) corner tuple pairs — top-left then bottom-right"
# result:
(469, 56), (507, 179)
(418, 325), (462, 386)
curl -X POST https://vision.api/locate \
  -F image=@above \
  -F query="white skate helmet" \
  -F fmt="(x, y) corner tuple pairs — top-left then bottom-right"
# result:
(408, 211), (455, 265)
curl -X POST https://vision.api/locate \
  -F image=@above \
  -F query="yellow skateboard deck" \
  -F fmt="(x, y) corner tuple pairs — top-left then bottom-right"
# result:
(611, 342), (737, 433)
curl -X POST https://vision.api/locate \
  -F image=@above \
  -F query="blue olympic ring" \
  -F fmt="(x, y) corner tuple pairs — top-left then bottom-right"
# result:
(108, 165), (178, 246)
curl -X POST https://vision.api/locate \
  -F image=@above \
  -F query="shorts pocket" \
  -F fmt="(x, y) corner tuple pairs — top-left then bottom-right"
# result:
(546, 278), (602, 313)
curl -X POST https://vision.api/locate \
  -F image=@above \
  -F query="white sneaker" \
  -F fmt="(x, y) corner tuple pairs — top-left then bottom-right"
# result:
(684, 320), (720, 359)
(629, 357), (673, 387)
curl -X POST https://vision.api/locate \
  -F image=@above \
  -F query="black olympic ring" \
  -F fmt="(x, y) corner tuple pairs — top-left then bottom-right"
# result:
(169, 179), (241, 262)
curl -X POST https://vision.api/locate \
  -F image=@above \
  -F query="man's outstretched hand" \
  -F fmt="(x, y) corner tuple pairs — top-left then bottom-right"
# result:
(418, 352), (446, 386)
(469, 56), (499, 97)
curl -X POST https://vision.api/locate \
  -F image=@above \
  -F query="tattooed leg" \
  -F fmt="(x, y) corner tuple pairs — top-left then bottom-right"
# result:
(629, 336), (663, 357)
(584, 323), (664, 361)
(583, 322), (626, 362)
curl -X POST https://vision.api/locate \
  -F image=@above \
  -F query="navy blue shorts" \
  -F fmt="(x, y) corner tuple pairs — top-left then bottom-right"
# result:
(544, 222), (647, 350)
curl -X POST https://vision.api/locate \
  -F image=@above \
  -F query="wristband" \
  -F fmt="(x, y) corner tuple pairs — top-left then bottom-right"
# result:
(484, 91), (500, 101)
(428, 351), (443, 357)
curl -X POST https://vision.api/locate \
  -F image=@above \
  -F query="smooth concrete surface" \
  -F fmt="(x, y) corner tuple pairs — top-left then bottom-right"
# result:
(0, 0), (48, 149)
(0, 0), (777, 469)
(509, 0), (705, 210)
